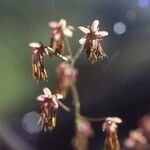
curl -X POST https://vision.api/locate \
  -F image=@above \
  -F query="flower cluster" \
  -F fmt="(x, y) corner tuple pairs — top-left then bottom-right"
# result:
(28, 19), (117, 147)
(29, 19), (108, 82)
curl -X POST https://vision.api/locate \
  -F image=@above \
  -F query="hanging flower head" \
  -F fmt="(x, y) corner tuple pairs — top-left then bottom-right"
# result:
(55, 62), (78, 97)
(37, 87), (70, 132)
(139, 115), (150, 139)
(48, 19), (74, 55)
(72, 118), (94, 150)
(102, 117), (122, 150)
(78, 20), (108, 64)
(124, 129), (148, 150)
(29, 42), (48, 81)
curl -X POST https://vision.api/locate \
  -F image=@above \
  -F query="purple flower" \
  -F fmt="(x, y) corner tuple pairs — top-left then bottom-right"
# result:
(29, 42), (48, 81)
(78, 20), (108, 63)
(37, 87), (69, 131)
(48, 19), (74, 55)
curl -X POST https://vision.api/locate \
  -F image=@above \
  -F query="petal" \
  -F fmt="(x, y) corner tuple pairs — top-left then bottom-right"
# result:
(43, 87), (52, 96)
(48, 21), (60, 28)
(29, 42), (42, 48)
(78, 26), (90, 34)
(67, 25), (74, 30)
(79, 38), (86, 45)
(106, 117), (122, 124)
(63, 28), (73, 37)
(57, 99), (70, 111)
(91, 20), (99, 32)
(96, 31), (108, 37)
(111, 117), (122, 123)
(56, 94), (63, 100)
(59, 19), (66, 28)
(37, 95), (46, 101)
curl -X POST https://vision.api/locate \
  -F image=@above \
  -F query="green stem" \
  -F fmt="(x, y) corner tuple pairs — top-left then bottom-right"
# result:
(71, 45), (84, 66)
(64, 36), (73, 57)
(64, 37), (82, 120)
(71, 84), (81, 120)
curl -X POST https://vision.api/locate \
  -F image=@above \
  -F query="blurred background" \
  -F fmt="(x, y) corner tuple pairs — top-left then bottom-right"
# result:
(0, 0), (150, 149)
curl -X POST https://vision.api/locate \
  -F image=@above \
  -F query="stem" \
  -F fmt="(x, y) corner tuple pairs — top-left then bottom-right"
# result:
(64, 36), (73, 57)
(71, 84), (81, 119)
(64, 37), (82, 120)
(71, 44), (84, 66)
(83, 117), (107, 122)
(46, 46), (70, 62)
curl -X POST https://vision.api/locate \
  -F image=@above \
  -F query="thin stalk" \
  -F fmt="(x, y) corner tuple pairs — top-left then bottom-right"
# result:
(64, 36), (73, 57)
(46, 46), (70, 62)
(71, 44), (84, 66)
(71, 84), (81, 119)
(64, 37), (82, 120)
(83, 117), (107, 122)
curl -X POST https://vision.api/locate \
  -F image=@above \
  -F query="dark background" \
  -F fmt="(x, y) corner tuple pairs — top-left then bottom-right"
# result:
(0, 0), (150, 149)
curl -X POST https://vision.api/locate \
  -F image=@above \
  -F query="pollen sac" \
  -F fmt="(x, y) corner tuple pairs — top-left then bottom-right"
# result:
(40, 99), (58, 132)
(29, 42), (48, 81)
(50, 37), (65, 55)
(84, 41), (107, 64)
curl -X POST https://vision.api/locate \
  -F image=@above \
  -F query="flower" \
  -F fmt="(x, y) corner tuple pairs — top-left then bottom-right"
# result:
(78, 20), (108, 63)
(48, 19), (74, 55)
(102, 117), (122, 150)
(72, 118), (94, 150)
(55, 62), (78, 97)
(76, 118), (94, 138)
(124, 129), (148, 150)
(37, 87), (69, 132)
(29, 42), (48, 81)
(139, 115), (150, 139)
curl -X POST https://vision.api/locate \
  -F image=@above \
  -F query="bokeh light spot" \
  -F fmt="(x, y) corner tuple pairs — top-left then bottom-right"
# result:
(113, 22), (127, 35)
(138, 0), (149, 8)
(22, 111), (43, 134)
(126, 10), (137, 21)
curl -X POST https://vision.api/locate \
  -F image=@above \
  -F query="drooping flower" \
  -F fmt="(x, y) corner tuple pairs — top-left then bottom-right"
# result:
(48, 19), (74, 55)
(139, 115), (150, 140)
(102, 117), (122, 150)
(37, 87), (69, 132)
(78, 20), (108, 64)
(55, 62), (78, 97)
(72, 117), (94, 150)
(124, 129), (148, 150)
(29, 42), (48, 81)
